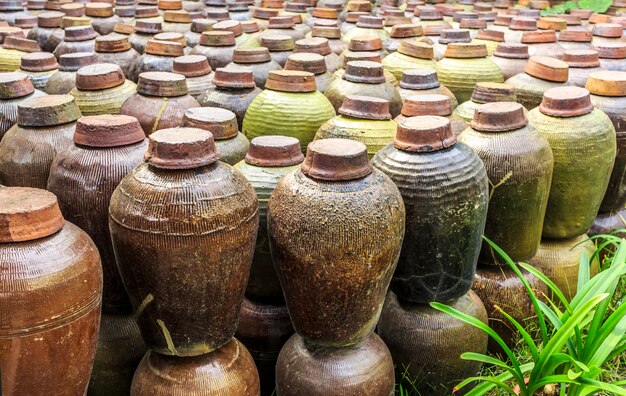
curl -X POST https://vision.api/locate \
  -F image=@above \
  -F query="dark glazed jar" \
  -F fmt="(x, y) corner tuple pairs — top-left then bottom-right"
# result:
(397, 69), (457, 107)
(505, 56), (571, 110)
(129, 20), (162, 54)
(563, 49), (605, 88)
(225, 47), (282, 89)
(47, 114), (148, 313)
(172, 55), (214, 99)
(120, 71), (199, 136)
(0, 187), (102, 396)
(492, 43), (530, 80)
(95, 34), (140, 77)
(268, 139), (405, 346)
(27, 11), (64, 51)
(372, 116), (488, 303)
(459, 102), (553, 264)
(53, 25), (98, 59)
(70, 63), (137, 116)
(85, 3), (121, 35)
(0, 72), (45, 140)
(395, 94), (468, 136)
(45, 51), (97, 94)
(0, 94), (80, 188)
(285, 52), (333, 93)
(127, 39), (184, 82)
(190, 30), (236, 70)
(109, 127), (259, 356)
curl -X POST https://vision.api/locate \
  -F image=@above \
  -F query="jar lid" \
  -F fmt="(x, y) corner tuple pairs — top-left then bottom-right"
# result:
(64, 25), (97, 42)
(265, 70), (316, 92)
(346, 0), (371, 12)
(27, 0), (45, 10)
(200, 30), (235, 46)
(385, 16), (411, 27)
(593, 42), (626, 59)
(232, 47), (271, 63)
(586, 70), (626, 96)
(343, 60), (385, 84)
(14, 15), (36, 29)
(415, 7), (441, 20)
(470, 102), (527, 132)
(0, 72), (34, 99)
(444, 42), (487, 58)
(135, 21), (161, 34)
(158, 0), (181, 10)
(59, 51), (97, 71)
(494, 43), (529, 59)
(593, 23), (623, 38)
(95, 34), (131, 52)
(537, 16), (566, 31)
(76, 63), (125, 90)
(114, 22), (134, 35)
(339, 95), (391, 120)
(521, 29), (557, 43)
(204, 9), (229, 21)
(401, 94), (452, 116)
(85, 2), (114, 17)
(0, 0), (23, 10)
(343, 51), (381, 63)
(475, 29), (504, 42)
(0, 27), (24, 44)
(564, 49), (600, 68)
(346, 11), (368, 23)
(3, 36), (41, 52)
(135, 5), (159, 18)
(191, 18), (216, 33)
(18, 94), (81, 127)
(285, 52), (326, 75)
(570, 9), (592, 19)
(394, 115), (456, 152)
(294, 37), (331, 56)
(398, 40), (433, 59)
(312, 26), (341, 39)
(510, 17), (537, 30)
(473, 2), (492, 12)
(61, 16), (91, 28)
(390, 24), (423, 38)
(213, 67), (255, 89)
(145, 127), (220, 169)
(539, 86), (593, 117)
(470, 82), (516, 103)
(244, 135), (303, 167)
(356, 16), (383, 29)
(241, 20), (260, 33)
(183, 107), (238, 140)
(74, 114), (145, 147)
(610, 16), (626, 28)
(348, 35), (382, 51)
(253, 7), (280, 19)
(163, 10), (190, 23)
(589, 13), (612, 25)
(453, 11), (477, 22)
(145, 39), (184, 56)
(61, 3), (85, 16)
(0, 187), (65, 243)
(261, 34), (294, 51)
(116, 6), (135, 18)
(494, 15), (512, 25)
(459, 18), (486, 29)
(519, 8), (540, 17)
(20, 52), (58, 72)
(213, 20), (243, 36)
(311, 7), (337, 19)
(559, 29), (592, 42)
(268, 16), (294, 29)
(137, 71), (187, 97)
(301, 138), (371, 181)
(154, 32), (186, 46)
(261, 0), (284, 8)
(438, 28), (472, 44)
(525, 56), (568, 82)
(228, 2), (249, 12)
(284, 2), (307, 12)
(172, 54), (211, 77)
(399, 69), (440, 90)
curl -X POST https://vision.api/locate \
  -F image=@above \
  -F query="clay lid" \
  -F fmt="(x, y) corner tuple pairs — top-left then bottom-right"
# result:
(61, 16), (91, 28)
(285, 53), (326, 75)
(537, 16), (566, 31)
(114, 22), (135, 35)
(519, 8), (540, 18)
(261, 34), (294, 52)
(228, 2), (249, 12)
(252, 7), (280, 19)
(390, 24), (423, 39)
(570, 9), (592, 19)
(172, 55), (211, 77)
(400, 69), (440, 90)
(475, 29), (504, 42)
(0, 72), (34, 99)
(213, 67), (255, 88)
(444, 42), (487, 58)
(115, 7), (135, 18)
(0, 0), (23, 10)
(346, 0), (371, 12)
(74, 114), (145, 147)
(241, 20), (260, 34)
(611, 16), (626, 29)
(493, 43), (529, 59)
(20, 52), (58, 72)
(15, 15), (37, 29)
(453, 11), (477, 22)
(594, 42), (626, 59)
(343, 61), (385, 84)
(204, 9), (229, 21)
(145, 127), (220, 169)
(145, 39), (184, 56)
(338, 95), (391, 120)
(242, 135), (302, 167)
(564, 49), (600, 68)
(64, 26), (97, 42)
(586, 70), (626, 97)
(162, 10), (189, 23)
(471, 82), (516, 103)
(398, 40), (434, 59)
(538, 86), (592, 117)
(213, 20), (243, 37)
(85, 2), (113, 17)
(314, 19), (339, 28)
(76, 63), (125, 90)
(284, 2), (307, 13)
(401, 94), (452, 116)
(415, 7), (441, 20)
(559, 29), (592, 42)
(589, 13), (612, 25)
(18, 94), (81, 127)
(311, 7), (337, 19)
(349, 35), (382, 51)
(154, 32), (186, 46)
(346, 11), (368, 23)
(470, 102), (527, 132)
(61, 3), (85, 16)
(460, 18), (486, 29)
(266, 70), (316, 92)
(0, 187), (65, 243)
(384, 16), (411, 27)
(0, 27), (24, 44)
(312, 26), (341, 39)
(473, 2), (492, 12)
(58, 51), (97, 71)
(135, 5), (159, 18)
(343, 51), (381, 63)
(3, 36), (41, 52)
(525, 56), (568, 82)
(521, 30), (557, 44)
(137, 71), (187, 97)
(200, 30), (235, 46)
(393, 115), (455, 152)
(191, 19), (216, 33)
(593, 23), (623, 38)
(510, 17), (537, 30)
(135, 20), (161, 34)
(268, 16), (294, 29)
(356, 16), (383, 29)
(294, 37), (331, 56)
(27, 0), (45, 10)
(301, 138), (371, 181)
(95, 34), (131, 52)
(158, 0), (181, 10)
(494, 15), (513, 25)
(232, 47), (271, 63)
(438, 29), (472, 44)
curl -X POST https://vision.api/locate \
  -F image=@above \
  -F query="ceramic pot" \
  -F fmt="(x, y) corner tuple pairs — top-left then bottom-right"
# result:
(384, 23), (424, 53)
(27, 10), (64, 52)
(559, 29), (593, 51)
(70, 63), (137, 116)
(129, 20), (162, 54)
(382, 40), (436, 81)
(213, 19), (260, 48)
(311, 25), (347, 55)
(0, 71), (45, 140)
(95, 34), (140, 77)
(564, 49), (605, 87)
(161, 10), (191, 34)
(284, 52), (334, 93)
(45, 52), (96, 94)
(521, 30), (565, 59)
(53, 25), (98, 59)
(259, 16), (306, 41)
(0, 36), (40, 72)
(595, 43), (626, 72)
(189, 31), (237, 70)
(342, 15), (390, 44)
(589, 208), (626, 263)
(85, 3), (121, 35)
(225, 47), (282, 89)
(453, 82), (520, 124)
(342, 35), (388, 62)
(294, 37), (343, 73)
(432, 28), (473, 60)
(16, 51), (58, 90)
(127, 39), (184, 82)
(397, 68), (457, 107)
(492, 43), (531, 80)
(171, 54), (214, 99)
(184, 19), (216, 48)
(262, 34), (294, 67)
(472, 28), (505, 56)
(395, 93), (468, 136)
(0, 0), (28, 25)
(505, 56), (571, 110)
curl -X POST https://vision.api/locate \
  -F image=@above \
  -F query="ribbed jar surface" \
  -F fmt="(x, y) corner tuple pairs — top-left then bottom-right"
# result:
(453, 100), (530, 124)
(436, 57), (504, 103)
(314, 116), (397, 158)
(325, 78), (402, 118)
(120, 93), (200, 136)
(185, 74), (215, 99)
(0, 48), (24, 72)
(197, 87), (261, 128)
(70, 80), (137, 116)
(382, 52), (437, 81)
(0, 89), (45, 140)
(472, 38), (499, 56)
(504, 72), (570, 110)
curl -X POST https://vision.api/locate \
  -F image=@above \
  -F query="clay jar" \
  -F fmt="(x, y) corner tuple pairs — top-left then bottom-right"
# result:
(109, 127), (259, 356)
(436, 43), (504, 104)
(0, 0), (28, 25)
(315, 95), (396, 158)
(183, 107), (248, 165)
(472, 29), (505, 56)
(53, 25), (98, 59)
(521, 30), (565, 59)
(0, 94), (80, 188)
(0, 187), (102, 396)
(120, 71), (199, 136)
(260, 16), (305, 41)
(564, 49), (605, 88)
(268, 138), (405, 346)
(341, 35), (388, 62)
(325, 61), (402, 117)
(559, 29), (593, 51)
(15, 52), (57, 91)
(95, 34), (140, 77)
(213, 19), (259, 48)
(127, 39), (184, 82)
(592, 23), (625, 46)
(184, 19), (216, 48)
(492, 43), (530, 80)
(47, 114), (148, 313)
(381, 40), (436, 81)
(285, 52), (333, 93)
(372, 116), (488, 303)
(342, 15), (390, 45)
(172, 55), (214, 99)
(0, 72), (45, 140)
(0, 36), (41, 72)
(225, 47), (281, 89)
(28, 11), (64, 52)
(504, 17), (538, 43)
(161, 10), (191, 34)
(385, 23), (424, 53)
(397, 69), (457, 107)
(85, 3), (120, 35)
(294, 37), (343, 74)
(190, 31), (236, 70)
(505, 56), (571, 111)
(129, 21), (162, 54)
(261, 34), (294, 67)
(595, 43), (626, 72)
(433, 29), (472, 61)
(528, 87), (616, 239)
(234, 136), (304, 300)
(70, 63), (137, 116)
(453, 82), (520, 124)
(377, 291), (488, 394)
(399, 91), (467, 135)
(312, 26), (346, 55)
(458, 102), (554, 264)
(45, 51), (96, 94)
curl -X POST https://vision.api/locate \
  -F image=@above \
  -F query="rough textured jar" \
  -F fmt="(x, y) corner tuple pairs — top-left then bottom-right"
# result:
(505, 56), (571, 110)
(381, 40), (436, 81)
(95, 34), (140, 77)
(171, 55), (214, 99)
(28, 11), (64, 52)
(0, 72), (45, 139)
(504, 17), (538, 43)
(0, 187), (101, 396)
(492, 43), (530, 80)
(294, 37), (343, 74)
(53, 25), (98, 59)
(244, 71), (335, 152)
(528, 87), (616, 238)
(436, 43), (504, 103)
(559, 29), (593, 51)
(70, 63), (136, 116)
(47, 114), (147, 313)
(563, 49), (605, 88)
(521, 30), (565, 59)
(268, 138), (405, 345)
(190, 30), (236, 70)
(397, 69), (457, 107)
(129, 20), (162, 54)
(592, 23), (624, 46)
(0, 36), (40, 72)
(459, 102), (553, 264)
(377, 291), (488, 394)
(595, 43), (626, 72)
(372, 116), (488, 303)
(453, 82), (520, 124)
(45, 51), (96, 94)
(0, 94), (80, 188)
(261, 34), (294, 67)
(395, 94), (468, 136)
(127, 39), (183, 82)
(85, 3), (120, 35)
(130, 339), (260, 395)
(184, 18), (215, 48)
(109, 127), (259, 356)
(225, 47), (281, 89)
(285, 52), (333, 93)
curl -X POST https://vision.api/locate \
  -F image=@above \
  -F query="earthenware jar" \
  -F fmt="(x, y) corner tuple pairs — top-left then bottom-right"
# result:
(45, 51), (97, 94)
(260, 35), (294, 67)
(129, 21), (162, 54)
(161, 10), (191, 33)
(433, 29), (472, 60)
(381, 40), (436, 81)
(0, 72), (45, 139)
(70, 63), (136, 116)
(225, 47), (281, 89)
(453, 82), (519, 124)
(592, 23), (624, 46)
(436, 43), (504, 103)
(559, 29), (593, 51)
(397, 69), (456, 105)
(528, 87), (616, 238)
(384, 23), (423, 53)
(214, 20), (259, 48)
(260, 16), (305, 41)
(377, 291), (488, 394)
(459, 102), (553, 264)
(504, 17), (537, 43)
(127, 39), (184, 82)
(171, 55), (214, 99)
(53, 25), (98, 59)
(109, 127), (259, 355)
(0, 187), (102, 396)
(589, 208), (626, 247)
(594, 43), (626, 72)
(396, 94), (467, 136)
(184, 18), (215, 48)
(0, 26), (25, 46)
(306, 7), (337, 29)
(311, 26), (346, 55)
(294, 37), (342, 73)
(492, 43), (530, 81)
(190, 31), (236, 69)
(28, 11), (63, 51)
(229, 3), (252, 22)
(505, 56), (571, 110)
(562, 49), (604, 88)
(340, 11), (364, 35)
(0, 94), (80, 188)
(47, 114), (147, 312)
(472, 29), (504, 56)
(94, 34), (140, 77)
(153, 32), (188, 52)
(342, 35), (388, 62)
(377, 115), (488, 300)
(285, 52), (333, 93)
(343, 15), (390, 45)
(521, 30), (565, 59)
(0, 36), (40, 72)
(84, 3), (120, 35)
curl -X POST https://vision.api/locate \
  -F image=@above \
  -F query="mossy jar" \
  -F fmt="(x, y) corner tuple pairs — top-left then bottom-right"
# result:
(294, 37), (343, 73)
(453, 82), (521, 124)
(127, 39), (184, 82)
(397, 69), (457, 107)
(0, 36), (41, 72)
(45, 51), (96, 94)
(27, 11), (64, 52)
(171, 55), (214, 100)
(225, 47), (282, 89)
(505, 56), (571, 110)
(243, 70), (336, 152)
(395, 94), (467, 136)
(190, 30), (236, 70)
(129, 20), (162, 54)
(16, 51), (58, 91)
(70, 63), (137, 116)
(381, 40), (436, 81)
(563, 49), (605, 88)
(53, 25), (98, 59)
(521, 30), (565, 59)
(0, 72), (45, 140)
(94, 34), (140, 78)
(492, 43), (530, 81)
(285, 52), (334, 93)
(528, 87), (616, 238)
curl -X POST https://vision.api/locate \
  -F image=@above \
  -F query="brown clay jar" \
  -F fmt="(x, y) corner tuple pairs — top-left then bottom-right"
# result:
(27, 10), (64, 51)
(85, 2), (121, 35)
(285, 52), (334, 93)
(184, 19), (216, 48)
(592, 23), (625, 46)
(594, 43), (626, 72)
(70, 63), (137, 116)
(505, 56), (571, 110)
(432, 28), (472, 60)
(397, 68), (457, 107)
(95, 34), (140, 77)
(17, 51), (58, 91)
(395, 94), (468, 136)
(492, 43), (531, 80)
(45, 51), (97, 94)
(311, 25), (346, 55)
(109, 127), (259, 356)
(129, 20), (162, 54)
(161, 10), (192, 34)
(0, 94), (80, 188)
(294, 37), (343, 74)
(0, 72), (45, 140)
(225, 47), (282, 89)
(559, 29), (593, 51)
(47, 115), (148, 313)
(53, 25), (98, 59)
(172, 54), (215, 99)
(0, 0), (28, 26)
(563, 49), (605, 88)
(342, 34), (388, 62)
(127, 39), (184, 82)
(385, 23), (424, 53)
(120, 71), (199, 136)
(260, 16), (306, 41)
(190, 31), (236, 70)
(212, 19), (259, 48)
(521, 30), (565, 59)
(0, 187), (103, 396)
(261, 34), (294, 67)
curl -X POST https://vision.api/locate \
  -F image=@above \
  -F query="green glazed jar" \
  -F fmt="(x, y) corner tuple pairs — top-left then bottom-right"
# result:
(315, 95), (397, 158)
(395, 94), (467, 136)
(70, 63), (137, 116)
(453, 82), (521, 124)
(234, 136), (304, 301)
(436, 43), (504, 103)
(505, 56), (571, 110)
(459, 102), (553, 264)
(397, 69), (457, 108)
(382, 40), (437, 81)
(243, 70), (336, 152)
(528, 86), (616, 238)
